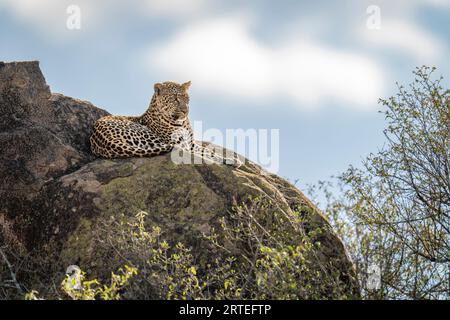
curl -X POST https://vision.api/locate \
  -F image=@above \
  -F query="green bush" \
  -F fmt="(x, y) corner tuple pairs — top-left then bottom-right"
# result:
(80, 197), (352, 300)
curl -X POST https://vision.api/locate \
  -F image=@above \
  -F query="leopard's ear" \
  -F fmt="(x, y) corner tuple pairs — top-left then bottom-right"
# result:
(154, 83), (163, 95)
(182, 81), (191, 92)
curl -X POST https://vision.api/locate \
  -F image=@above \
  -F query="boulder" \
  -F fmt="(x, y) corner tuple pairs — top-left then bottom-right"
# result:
(0, 61), (359, 299)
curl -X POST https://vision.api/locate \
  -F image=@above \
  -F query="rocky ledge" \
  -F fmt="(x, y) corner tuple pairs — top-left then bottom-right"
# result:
(0, 61), (359, 299)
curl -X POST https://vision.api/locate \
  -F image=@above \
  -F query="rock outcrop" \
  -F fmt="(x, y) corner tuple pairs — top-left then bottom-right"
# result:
(0, 61), (359, 299)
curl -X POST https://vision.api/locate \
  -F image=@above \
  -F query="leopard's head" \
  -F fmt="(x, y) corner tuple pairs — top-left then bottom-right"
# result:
(152, 81), (191, 126)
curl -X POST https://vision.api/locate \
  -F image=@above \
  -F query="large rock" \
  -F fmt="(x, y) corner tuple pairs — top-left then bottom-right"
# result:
(0, 61), (359, 298)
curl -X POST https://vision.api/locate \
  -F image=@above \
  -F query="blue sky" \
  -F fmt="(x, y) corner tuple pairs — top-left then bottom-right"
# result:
(1, 0), (449, 189)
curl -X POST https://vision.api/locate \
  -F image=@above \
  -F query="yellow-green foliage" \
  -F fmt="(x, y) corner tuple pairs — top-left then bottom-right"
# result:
(91, 198), (350, 300)
(133, 212), (205, 300)
(25, 198), (350, 300)
(26, 265), (137, 300)
(24, 290), (41, 300)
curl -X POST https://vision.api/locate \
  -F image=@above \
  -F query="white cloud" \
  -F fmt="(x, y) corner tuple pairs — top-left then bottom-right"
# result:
(0, 0), (109, 38)
(3, 0), (445, 112)
(145, 17), (385, 111)
(421, 0), (450, 8)
(143, 0), (211, 18)
(359, 19), (445, 62)
(0, 0), (212, 38)
(0, 0), (65, 25)
(148, 18), (272, 97)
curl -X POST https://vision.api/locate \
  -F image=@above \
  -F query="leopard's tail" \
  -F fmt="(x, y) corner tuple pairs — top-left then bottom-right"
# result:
(190, 141), (244, 167)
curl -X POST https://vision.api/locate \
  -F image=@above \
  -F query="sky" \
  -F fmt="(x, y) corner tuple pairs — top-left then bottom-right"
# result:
(1, 0), (449, 190)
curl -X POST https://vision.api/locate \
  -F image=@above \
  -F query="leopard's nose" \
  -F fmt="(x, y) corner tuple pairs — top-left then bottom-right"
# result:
(179, 104), (188, 114)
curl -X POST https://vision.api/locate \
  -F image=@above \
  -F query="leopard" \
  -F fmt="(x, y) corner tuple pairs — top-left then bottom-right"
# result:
(90, 81), (240, 166)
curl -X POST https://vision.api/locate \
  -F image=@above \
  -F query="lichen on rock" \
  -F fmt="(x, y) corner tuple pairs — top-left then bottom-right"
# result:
(0, 61), (359, 299)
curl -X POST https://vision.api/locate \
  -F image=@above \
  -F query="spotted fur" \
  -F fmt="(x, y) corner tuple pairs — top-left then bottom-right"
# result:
(90, 81), (240, 166)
